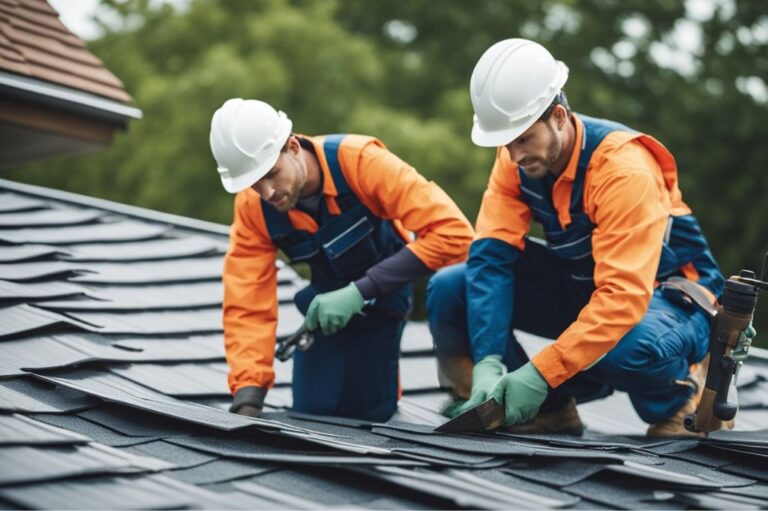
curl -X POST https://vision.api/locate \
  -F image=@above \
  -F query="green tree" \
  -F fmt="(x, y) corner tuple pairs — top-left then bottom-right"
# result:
(6, 0), (767, 340)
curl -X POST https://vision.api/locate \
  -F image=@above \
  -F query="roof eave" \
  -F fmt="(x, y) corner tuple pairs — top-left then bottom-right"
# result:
(0, 70), (142, 125)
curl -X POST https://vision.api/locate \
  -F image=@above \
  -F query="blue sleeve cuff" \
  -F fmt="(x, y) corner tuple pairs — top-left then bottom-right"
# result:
(466, 238), (519, 362)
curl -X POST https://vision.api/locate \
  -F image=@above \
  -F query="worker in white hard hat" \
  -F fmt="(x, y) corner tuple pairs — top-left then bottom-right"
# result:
(426, 39), (755, 437)
(210, 98), (473, 421)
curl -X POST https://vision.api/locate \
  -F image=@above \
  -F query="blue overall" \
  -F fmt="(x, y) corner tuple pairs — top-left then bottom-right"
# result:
(262, 135), (411, 422)
(427, 116), (723, 424)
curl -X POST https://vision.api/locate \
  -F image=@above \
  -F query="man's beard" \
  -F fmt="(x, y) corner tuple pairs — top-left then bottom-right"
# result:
(272, 174), (305, 213)
(541, 122), (562, 175)
(524, 123), (562, 178)
(272, 191), (299, 213)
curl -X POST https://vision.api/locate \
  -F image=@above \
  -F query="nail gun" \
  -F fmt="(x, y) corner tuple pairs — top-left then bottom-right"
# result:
(684, 252), (768, 434)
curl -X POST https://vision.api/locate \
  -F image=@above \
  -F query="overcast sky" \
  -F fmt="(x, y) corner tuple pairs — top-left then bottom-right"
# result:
(49, 0), (103, 40)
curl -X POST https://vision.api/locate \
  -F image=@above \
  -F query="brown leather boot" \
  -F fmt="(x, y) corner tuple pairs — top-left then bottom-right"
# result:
(437, 355), (473, 400)
(501, 398), (585, 435)
(646, 355), (735, 437)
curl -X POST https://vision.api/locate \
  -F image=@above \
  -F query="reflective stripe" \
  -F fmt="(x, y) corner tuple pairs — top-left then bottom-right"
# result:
(663, 216), (673, 244)
(322, 216), (368, 249)
(520, 185), (544, 200)
(549, 233), (591, 251)
(569, 249), (594, 260)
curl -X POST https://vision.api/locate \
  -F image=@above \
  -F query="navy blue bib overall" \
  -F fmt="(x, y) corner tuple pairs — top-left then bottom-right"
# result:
(517, 115), (722, 293)
(427, 116), (723, 424)
(261, 135), (411, 421)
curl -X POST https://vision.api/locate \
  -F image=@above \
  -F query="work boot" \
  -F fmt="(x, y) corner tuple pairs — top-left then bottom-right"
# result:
(501, 398), (585, 435)
(646, 355), (735, 437)
(436, 355), (474, 418)
(437, 355), (473, 400)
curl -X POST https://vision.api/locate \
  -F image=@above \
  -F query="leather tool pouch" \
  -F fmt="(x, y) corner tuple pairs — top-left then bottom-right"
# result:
(660, 276), (718, 318)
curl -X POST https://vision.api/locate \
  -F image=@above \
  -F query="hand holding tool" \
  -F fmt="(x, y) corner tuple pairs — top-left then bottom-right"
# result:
(435, 398), (505, 433)
(275, 324), (315, 362)
(448, 355), (506, 418)
(489, 361), (549, 427)
(304, 283), (365, 335)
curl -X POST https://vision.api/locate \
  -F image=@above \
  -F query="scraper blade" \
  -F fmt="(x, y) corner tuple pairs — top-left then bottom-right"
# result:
(434, 398), (505, 434)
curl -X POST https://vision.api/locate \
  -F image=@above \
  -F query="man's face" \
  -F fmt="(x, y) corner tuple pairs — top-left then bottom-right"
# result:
(504, 115), (563, 180)
(251, 140), (307, 213)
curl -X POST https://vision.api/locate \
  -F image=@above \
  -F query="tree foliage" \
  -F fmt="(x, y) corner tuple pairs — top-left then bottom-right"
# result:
(6, 0), (768, 339)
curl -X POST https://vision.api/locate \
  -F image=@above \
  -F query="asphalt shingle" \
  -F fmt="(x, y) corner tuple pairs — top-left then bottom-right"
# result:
(2, 178), (768, 509)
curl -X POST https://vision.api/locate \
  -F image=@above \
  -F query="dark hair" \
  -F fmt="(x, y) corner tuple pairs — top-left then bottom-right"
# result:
(539, 91), (570, 121)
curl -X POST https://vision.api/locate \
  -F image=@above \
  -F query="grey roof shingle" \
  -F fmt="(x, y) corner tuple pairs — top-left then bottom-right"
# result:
(0, 219), (169, 244)
(0, 377), (100, 414)
(2, 177), (768, 509)
(0, 413), (89, 445)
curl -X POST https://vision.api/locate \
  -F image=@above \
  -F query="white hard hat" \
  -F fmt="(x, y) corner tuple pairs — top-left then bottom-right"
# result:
(209, 98), (293, 193)
(470, 39), (568, 147)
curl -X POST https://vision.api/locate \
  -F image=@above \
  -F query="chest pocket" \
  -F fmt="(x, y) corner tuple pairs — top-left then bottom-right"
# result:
(316, 204), (383, 280)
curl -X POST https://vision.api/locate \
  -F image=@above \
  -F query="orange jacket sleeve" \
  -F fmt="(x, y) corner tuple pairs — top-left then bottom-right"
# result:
(475, 147), (531, 249)
(532, 139), (671, 387)
(223, 190), (279, 394)
(344, 139), (474, 270)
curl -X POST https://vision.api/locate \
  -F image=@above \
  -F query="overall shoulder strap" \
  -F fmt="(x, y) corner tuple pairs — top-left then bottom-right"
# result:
(323, 134), (361, 212)
(572, 115), (635, 213)
(260, 199), (296, 243)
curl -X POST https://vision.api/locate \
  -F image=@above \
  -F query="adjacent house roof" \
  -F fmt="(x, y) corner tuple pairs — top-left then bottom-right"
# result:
(1, 177), (768, 509)
(0, 0), (135, 105)
(0, 0), (140, 169)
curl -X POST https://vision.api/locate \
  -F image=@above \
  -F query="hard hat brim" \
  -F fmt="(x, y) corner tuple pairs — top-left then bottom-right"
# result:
(471, 123), (529, 148)
(218, 146), (281, 193)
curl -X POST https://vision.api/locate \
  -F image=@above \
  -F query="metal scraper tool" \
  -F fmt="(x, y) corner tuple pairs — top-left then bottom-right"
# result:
(434, 398), (505, 434)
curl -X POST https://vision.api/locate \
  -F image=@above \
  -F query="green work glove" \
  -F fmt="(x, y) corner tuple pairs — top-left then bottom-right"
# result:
(732, 323), (757, 363)
(304, 283), (365, 336)
(490, 361), (549, 426)
(448, 355), (506, 417)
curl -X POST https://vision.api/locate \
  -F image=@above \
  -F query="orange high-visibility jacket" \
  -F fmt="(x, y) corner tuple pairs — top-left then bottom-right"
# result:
(224, 135), (473, 393)
(475, 114), (703, 387)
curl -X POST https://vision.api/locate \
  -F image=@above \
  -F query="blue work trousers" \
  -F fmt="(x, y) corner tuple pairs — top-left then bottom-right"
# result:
(426, 242), (711, 424)
(291, 312), (404, 422)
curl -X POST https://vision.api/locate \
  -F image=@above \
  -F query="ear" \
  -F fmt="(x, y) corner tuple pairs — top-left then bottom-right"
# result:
(285, 135), (301, 155)
(553, 105), (568, 131)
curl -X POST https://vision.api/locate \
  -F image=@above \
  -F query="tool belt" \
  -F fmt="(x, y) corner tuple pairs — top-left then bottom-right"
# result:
(659, 276), (718, 318)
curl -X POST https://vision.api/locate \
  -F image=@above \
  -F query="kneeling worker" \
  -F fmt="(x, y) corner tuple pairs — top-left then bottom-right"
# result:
(210, 98), (473, 421)
(428, 39), (755, 436)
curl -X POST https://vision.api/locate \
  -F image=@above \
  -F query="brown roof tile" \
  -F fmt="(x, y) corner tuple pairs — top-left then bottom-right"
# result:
(0, 54), (29, 74)
(18, 0), (58, 16)
(4, 21), (99, 66)
(0, 0), (134, 104)
(9, 14), (87, 49)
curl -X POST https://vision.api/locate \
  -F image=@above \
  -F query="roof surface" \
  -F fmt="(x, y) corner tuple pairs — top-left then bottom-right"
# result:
(1, 176), (768, 509)
(0, 0), (132, 103)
